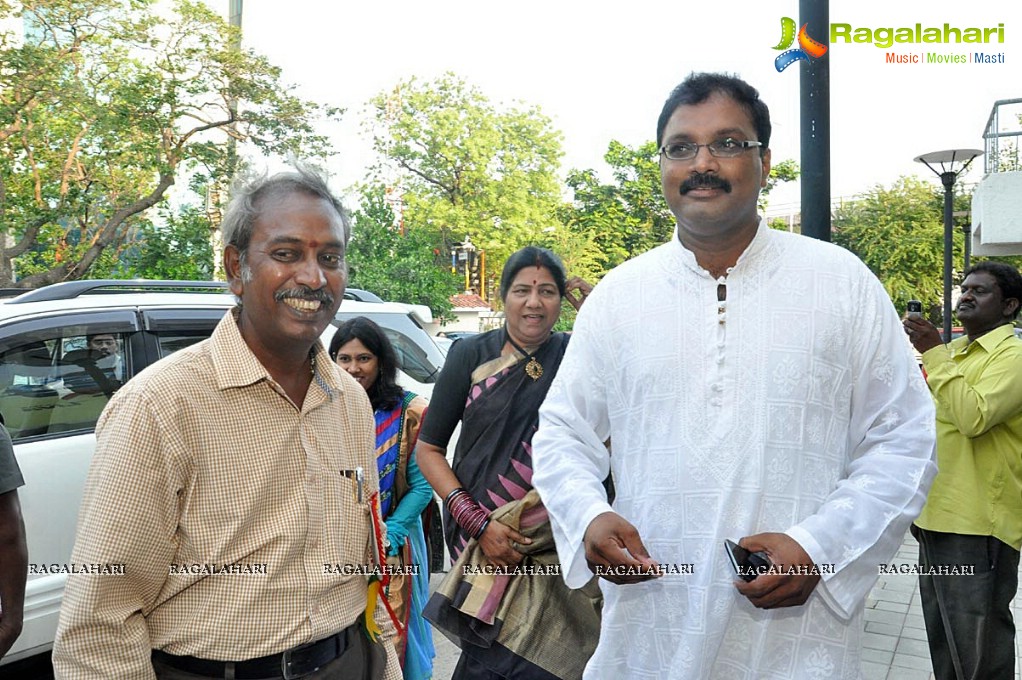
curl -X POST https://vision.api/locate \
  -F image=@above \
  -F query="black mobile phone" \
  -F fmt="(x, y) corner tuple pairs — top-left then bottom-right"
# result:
(906, 300), (923, 320)
(724, 539), (771, 582)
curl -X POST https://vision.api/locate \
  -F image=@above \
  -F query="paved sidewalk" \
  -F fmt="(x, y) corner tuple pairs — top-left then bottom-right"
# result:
(429, 530), (1022, 679)
(862, 530), (1022, 680)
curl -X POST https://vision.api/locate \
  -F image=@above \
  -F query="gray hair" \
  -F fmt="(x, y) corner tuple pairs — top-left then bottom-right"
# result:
(221, 164), (351, 262)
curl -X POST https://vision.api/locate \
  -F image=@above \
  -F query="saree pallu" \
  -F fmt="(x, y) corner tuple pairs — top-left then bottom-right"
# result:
(385, 515), (432, 680)
(425, 490), (602, 680)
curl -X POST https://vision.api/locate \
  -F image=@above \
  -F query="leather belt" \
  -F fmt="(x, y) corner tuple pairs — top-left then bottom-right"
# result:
(151, 625), (354, 680)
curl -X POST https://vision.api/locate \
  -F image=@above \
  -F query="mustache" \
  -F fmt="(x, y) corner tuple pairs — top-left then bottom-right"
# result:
(275, 286), (335, 306)
(680, 173), (732, 194)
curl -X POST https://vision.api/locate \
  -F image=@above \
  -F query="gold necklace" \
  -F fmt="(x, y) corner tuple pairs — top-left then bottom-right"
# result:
(506, 332), (544, 381)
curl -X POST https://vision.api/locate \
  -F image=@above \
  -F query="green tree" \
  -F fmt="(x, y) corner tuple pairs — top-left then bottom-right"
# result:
(366, 73), (565, 287)
(989, 139), (1021, 172)
(559, 141), (673, 277)
(116, 205), (214, 280)
(0, 0), (339, 287)
(762, 158), (800, 204)
(346, 184), (460, 323)
(832, 176), (971, 314)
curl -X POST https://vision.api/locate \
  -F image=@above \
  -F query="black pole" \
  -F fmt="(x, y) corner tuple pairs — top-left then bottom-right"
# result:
(941, 173), (955, 342)
(800, 0), (830, 241)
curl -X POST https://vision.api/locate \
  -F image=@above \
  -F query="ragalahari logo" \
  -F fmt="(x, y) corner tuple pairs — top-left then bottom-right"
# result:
(772, 17), (828, 71)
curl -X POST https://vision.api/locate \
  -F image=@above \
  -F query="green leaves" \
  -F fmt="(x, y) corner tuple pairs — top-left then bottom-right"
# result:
(833, 176), (962, 314)
(0, 0), (337, 287)
(559, 142), (663, 278)
(346, 184), (460, 324)
(366, 73), (564, 278)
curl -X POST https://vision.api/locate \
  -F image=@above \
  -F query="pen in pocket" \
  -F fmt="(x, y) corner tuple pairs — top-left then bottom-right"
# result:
(340, 467), (365, 503)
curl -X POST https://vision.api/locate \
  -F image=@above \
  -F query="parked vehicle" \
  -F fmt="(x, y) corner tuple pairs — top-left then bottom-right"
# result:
(0, 280), (445, 665)
(439, 330), (479, 341)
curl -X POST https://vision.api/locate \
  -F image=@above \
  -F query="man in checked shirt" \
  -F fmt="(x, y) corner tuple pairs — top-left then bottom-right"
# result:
(53, 167), (400, 680)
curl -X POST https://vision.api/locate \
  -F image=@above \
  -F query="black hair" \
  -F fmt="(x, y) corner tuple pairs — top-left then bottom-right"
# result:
(499, 246), (567, 302)
(964, 261), (1022, 320)
(656, 72), (771, 153)
(86, 333), (115, 343)
(328, 317), (404, 411)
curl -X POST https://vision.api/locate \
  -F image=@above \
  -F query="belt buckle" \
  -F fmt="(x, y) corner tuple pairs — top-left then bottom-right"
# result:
(280, 648), (298, 680)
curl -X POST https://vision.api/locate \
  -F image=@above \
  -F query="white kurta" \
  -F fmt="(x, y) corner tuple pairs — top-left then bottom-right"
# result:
(533, 220), (937, 679)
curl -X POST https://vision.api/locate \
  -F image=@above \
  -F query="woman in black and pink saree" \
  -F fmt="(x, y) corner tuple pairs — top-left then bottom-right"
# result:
(416, 246), (598, 680)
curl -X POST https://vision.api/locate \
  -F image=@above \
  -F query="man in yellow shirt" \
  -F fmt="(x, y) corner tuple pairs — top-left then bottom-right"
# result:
(904, 260), (1022, 680)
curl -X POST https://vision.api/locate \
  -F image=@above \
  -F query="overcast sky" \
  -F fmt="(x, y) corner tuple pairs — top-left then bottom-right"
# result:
(227, 0), (1020, 213)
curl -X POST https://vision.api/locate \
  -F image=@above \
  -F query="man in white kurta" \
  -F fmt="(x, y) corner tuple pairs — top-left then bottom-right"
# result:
(532, 73), (936, 679)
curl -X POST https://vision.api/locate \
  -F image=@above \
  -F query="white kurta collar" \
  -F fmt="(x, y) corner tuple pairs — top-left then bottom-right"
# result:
(667, 217), (772, 280)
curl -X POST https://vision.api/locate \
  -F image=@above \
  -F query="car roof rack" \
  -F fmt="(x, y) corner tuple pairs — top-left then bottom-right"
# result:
(6, 279), (385, 305)
(343, 288), (383, 303)
(6, 280), (229, 304)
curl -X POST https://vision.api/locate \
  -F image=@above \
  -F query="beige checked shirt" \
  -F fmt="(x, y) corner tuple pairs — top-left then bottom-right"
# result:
(52, 309), (400, 680)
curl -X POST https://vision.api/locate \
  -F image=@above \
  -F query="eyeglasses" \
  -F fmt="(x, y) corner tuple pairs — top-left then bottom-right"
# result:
(659, 138), (763, 161)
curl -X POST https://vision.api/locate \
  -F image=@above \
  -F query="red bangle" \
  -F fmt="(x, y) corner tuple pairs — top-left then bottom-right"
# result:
(446, 488), (489, 538)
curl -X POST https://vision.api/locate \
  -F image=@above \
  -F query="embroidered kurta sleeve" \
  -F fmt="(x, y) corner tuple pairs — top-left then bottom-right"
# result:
(533, 285), (616, 589)
(785, 269), (937, 618)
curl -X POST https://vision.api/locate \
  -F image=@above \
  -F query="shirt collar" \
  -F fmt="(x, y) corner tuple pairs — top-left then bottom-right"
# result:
(210, 307), (344, 396)
(964, 323), (1017, 354)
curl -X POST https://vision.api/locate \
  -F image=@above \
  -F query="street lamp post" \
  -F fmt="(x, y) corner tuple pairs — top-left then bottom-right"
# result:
(913, 149), (983, 342)
(456, 236), (476, 294)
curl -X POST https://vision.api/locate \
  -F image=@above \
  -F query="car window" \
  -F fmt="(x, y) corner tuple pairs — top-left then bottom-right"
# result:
(0, 329), (130, 441)
(156, 332), (212, 359)
(382, 327), (438, 383)
(142, 307), (225, 360)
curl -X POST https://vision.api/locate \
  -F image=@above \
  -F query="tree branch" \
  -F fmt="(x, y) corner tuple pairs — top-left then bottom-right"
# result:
(397, 157), (455, 197)
(60, 124), (90, 196)
(7, 214), (51, 260)
(16, 170), (176, 288)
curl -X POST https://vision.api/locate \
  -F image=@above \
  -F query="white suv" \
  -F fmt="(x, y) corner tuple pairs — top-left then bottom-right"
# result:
(0, 280), (446, 665)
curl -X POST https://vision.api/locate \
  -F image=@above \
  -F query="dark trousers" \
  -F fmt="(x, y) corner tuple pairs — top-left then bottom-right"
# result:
(912, 525), (1020, 680)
